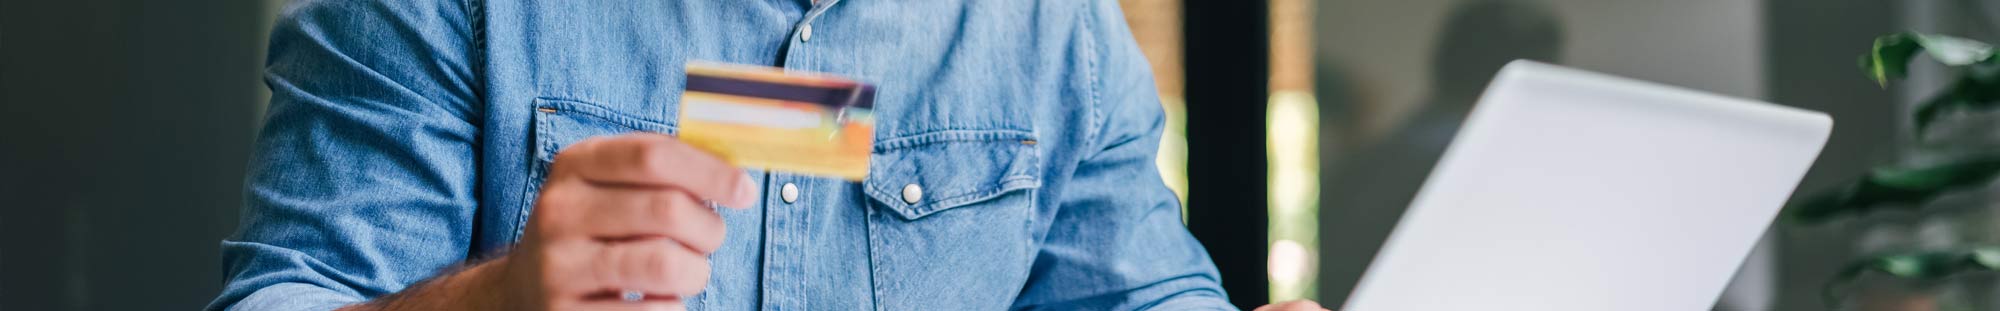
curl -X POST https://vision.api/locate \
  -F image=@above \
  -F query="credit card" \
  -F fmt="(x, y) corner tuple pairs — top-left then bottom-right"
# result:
(677, 62), (875, 180)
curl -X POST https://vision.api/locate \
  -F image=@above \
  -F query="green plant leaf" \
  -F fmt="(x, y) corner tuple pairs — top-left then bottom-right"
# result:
(1912, 67), (2000, 134)
(1861, 32), (1997, 87)
(1875, 252), (1961, 279)
(1785, 155), (2000, 223)
(1974, 248), (2000, 268)
(1864, 33), (1924, 87)
(1823, 246), (2000, 307)
(1859, 32), (2000, 133)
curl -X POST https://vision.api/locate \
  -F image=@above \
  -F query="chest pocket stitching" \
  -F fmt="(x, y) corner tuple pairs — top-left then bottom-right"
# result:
(863, 129), (1043, 220)
(872, 129), (1040, 150)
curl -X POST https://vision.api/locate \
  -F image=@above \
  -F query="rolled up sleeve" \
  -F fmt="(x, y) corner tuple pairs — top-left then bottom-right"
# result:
(210, 0), (481, 310)
(1009, 1), (1235, 310)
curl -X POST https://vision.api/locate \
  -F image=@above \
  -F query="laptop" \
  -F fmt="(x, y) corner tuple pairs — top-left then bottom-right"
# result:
(1341, 60), (1831, 310)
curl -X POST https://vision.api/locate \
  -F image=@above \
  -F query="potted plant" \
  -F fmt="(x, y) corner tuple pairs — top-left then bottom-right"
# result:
(1789, 31), (2000, 310)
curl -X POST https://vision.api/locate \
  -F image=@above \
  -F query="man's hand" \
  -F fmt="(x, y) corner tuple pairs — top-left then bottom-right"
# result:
(1255, 300), (1330, 311)
(499, 133), (757, 309)
(346, 133), (756, 311)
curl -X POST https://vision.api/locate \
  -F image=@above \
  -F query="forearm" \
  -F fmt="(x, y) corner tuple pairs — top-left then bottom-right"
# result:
(340, 258), (510, 311)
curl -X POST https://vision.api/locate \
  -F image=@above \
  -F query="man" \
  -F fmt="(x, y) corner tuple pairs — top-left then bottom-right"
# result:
(212, 0), (1323, 310)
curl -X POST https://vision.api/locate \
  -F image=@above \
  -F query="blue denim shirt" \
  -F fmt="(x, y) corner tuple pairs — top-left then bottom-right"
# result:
(213, 0), (1230, 310)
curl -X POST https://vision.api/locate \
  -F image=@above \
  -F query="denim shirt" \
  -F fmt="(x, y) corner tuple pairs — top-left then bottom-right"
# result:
(213, 0), (1230, 310)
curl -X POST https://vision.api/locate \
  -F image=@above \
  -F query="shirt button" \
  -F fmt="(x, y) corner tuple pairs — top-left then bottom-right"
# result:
(781, 183), (800, 204)
(901, 184), (923, 204)
(799, 24), (813, 42)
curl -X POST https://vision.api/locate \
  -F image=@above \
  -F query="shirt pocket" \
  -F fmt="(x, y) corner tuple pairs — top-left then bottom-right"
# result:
(519, 97), (676, 240)
(527, 98), (738, 309)
(861, 129), (1043, 309)
(863, 129), (1043, 219)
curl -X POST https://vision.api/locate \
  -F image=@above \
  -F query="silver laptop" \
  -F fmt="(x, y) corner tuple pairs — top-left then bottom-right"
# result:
(1341, 60), (1831, 310)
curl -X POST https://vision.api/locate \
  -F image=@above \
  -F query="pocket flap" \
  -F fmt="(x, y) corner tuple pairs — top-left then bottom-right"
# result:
(863, 130), (1043, 220)
(532, 98), (676, 163)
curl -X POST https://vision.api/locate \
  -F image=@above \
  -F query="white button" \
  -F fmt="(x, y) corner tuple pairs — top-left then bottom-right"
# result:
(901, 184), (923, 204)
(799, 24), (813, 42)
(781, 183), (799, 204)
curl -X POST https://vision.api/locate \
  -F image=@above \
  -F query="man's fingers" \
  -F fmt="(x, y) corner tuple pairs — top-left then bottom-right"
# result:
(553, 133), (758, 208)
(571, 187), (727, 253)
(590, 240), (712, 299)
(566, 300), (686, 311)
(1255, 300), (1329, 311)
(530, 133), (737, 311)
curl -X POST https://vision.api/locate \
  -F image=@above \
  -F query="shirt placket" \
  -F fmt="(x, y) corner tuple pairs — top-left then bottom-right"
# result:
(779, 1), (836, 71)
(761, 2), (841, 310)
(761, 174), (809, 311)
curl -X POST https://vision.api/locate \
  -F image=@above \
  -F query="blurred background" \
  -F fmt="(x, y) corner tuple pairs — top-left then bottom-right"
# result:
(2, 0), (1994, 310)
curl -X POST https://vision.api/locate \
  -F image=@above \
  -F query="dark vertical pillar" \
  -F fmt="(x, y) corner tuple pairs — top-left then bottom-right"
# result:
(1183, 0), (1271, 308)
(1763, 0), (1899, 309)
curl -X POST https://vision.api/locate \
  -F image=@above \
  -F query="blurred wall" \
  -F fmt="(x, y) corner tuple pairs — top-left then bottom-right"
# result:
(1, 0), (277, 309)
(1313, 0), (1764, 142)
